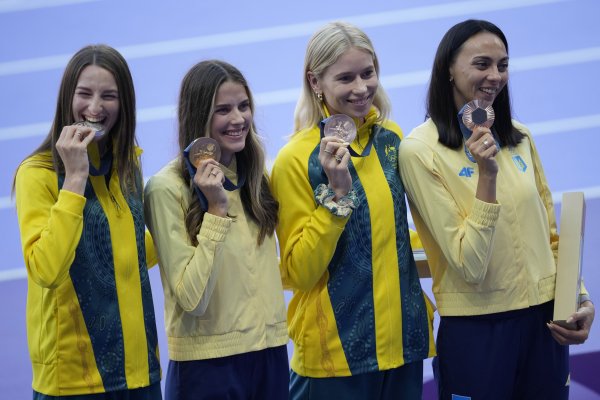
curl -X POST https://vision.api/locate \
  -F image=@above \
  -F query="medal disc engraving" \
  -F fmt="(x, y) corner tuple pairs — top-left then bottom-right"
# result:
(73, 120), (105, 138)
(323, 114), (357, 143)
(461, 100), (495, 130)
(189, 137), (221, 168)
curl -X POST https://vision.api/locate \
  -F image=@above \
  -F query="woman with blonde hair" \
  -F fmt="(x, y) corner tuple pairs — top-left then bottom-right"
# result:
(271, 22), (435, 399)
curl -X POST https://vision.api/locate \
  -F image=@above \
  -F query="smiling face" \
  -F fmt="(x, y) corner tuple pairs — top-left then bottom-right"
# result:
(209, 80), (251, 166)
(308, 47), (378, 120)
(71, 65), (119, 145)
(450, 31), (509, 109)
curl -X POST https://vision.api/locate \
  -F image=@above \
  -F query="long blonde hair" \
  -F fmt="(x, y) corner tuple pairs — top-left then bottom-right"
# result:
(294, 21), (391, 133)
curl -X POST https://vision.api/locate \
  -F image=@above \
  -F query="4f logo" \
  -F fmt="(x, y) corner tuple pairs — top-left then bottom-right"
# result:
(459, 167), (474, 177)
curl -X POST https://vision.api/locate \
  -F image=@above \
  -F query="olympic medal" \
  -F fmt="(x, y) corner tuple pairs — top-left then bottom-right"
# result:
(323, 114), (357, 143)
(73, 120), (105, 138)
(188, 137), (221, 168)
(461, 99), (495, 130)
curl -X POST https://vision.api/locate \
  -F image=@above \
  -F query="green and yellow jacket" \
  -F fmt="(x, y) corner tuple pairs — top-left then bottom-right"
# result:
(271, 108), (435, 377)
(15, 147), (160, 396)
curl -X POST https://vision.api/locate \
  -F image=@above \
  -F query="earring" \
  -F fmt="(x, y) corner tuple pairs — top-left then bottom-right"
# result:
(449, 76), (455, 86)
(316, 92), (323, 101)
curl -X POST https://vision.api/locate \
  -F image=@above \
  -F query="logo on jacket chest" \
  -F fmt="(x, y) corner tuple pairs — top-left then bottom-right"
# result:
(458, 167), (475, 178)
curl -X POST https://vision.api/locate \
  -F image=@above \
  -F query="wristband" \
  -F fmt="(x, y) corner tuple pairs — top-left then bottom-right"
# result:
(314, 184), (358, 217)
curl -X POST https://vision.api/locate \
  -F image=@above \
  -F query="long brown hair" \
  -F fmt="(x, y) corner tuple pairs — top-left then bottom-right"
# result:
(12, 44), (139, 195)
(177, 60), (278, 246)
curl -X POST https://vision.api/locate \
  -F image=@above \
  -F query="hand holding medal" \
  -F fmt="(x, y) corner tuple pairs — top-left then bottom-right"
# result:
(459, 99), (499, 163)
(72, 120), (106, 139)
(183, 137), (246, 214)
(183, 137), (225, 213)
(321, 114), (355, 167)
(319, 114), (354, 201)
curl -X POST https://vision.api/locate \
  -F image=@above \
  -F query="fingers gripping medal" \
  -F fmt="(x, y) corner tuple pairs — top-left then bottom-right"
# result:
(323, 114), (357, 143)
(183, 137), (222, 212)
(72, 121), (111, 175)
(183, 137), (245, 211)
(188, 137), (221, 168)
(73, 120), (106, 138)
(459, 99), (498, 162)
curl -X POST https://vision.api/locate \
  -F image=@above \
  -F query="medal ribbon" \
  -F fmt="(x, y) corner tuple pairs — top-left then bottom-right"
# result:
(88, 144), (113, 176)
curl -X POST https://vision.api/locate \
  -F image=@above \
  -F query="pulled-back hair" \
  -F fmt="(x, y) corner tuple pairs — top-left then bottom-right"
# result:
(427, 19), (524, 148)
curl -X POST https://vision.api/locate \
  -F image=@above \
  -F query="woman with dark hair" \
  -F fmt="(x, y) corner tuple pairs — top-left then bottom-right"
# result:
(13, 44), (162, 399)
(399, 19), (594, 399)
(144, 60), (288, 400)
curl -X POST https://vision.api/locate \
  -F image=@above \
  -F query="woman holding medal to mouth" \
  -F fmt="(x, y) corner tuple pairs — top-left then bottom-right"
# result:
(270, 22), (435, 399)
(398, 19), (595, 400)
(13, 45), (162, 399)
(143, 60), (289, 400)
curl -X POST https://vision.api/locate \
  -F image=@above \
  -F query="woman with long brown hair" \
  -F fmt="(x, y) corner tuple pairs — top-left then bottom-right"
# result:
(144, 60), (288, 400)
(13, 44), (162, 400)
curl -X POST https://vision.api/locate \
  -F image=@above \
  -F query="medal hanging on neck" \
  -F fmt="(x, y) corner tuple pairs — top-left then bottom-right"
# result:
(457, 99), (498, 163)
(183, 137), (246, 211)
(319, 114), (374, 157)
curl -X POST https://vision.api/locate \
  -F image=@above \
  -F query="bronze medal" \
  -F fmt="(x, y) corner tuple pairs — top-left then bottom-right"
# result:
(461, 100), (495, 130)
(323, 114), (357, 143)
(188, 137), (221, 168)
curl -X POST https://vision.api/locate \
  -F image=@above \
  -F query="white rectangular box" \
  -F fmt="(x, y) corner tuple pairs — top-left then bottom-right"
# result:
(413, 249), (431, 278)
(553, 192), (585, 329)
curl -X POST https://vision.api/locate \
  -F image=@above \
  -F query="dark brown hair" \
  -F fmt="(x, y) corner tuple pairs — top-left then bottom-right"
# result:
(427, 19), (524, 148)
(13, 44), (139, 194)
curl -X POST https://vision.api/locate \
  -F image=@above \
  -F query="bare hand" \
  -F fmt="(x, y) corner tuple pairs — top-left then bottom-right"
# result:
(56, 125), (96, 194)
(193, 159), (228, 217)
(547, 300), (595, 345)
(466, 126), (498, 177)
(319, 136), (352, 200)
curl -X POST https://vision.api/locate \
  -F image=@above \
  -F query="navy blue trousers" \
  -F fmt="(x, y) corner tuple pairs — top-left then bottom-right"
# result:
(290, 361), (423, 400)
(34, 382), (162, 400)
(434, 301), (569, 400)
(165, 345), (289, 400)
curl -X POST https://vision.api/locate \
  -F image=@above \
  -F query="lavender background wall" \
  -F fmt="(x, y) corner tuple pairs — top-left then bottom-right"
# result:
(1, 0), (598, 398)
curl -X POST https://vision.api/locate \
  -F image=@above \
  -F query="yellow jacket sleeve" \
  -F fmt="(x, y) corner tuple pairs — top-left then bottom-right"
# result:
(527, 129), (559, 263)
(144, 171), (231, 313)
(15, 161), (86, 288)
(270, 143), (350, 292)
